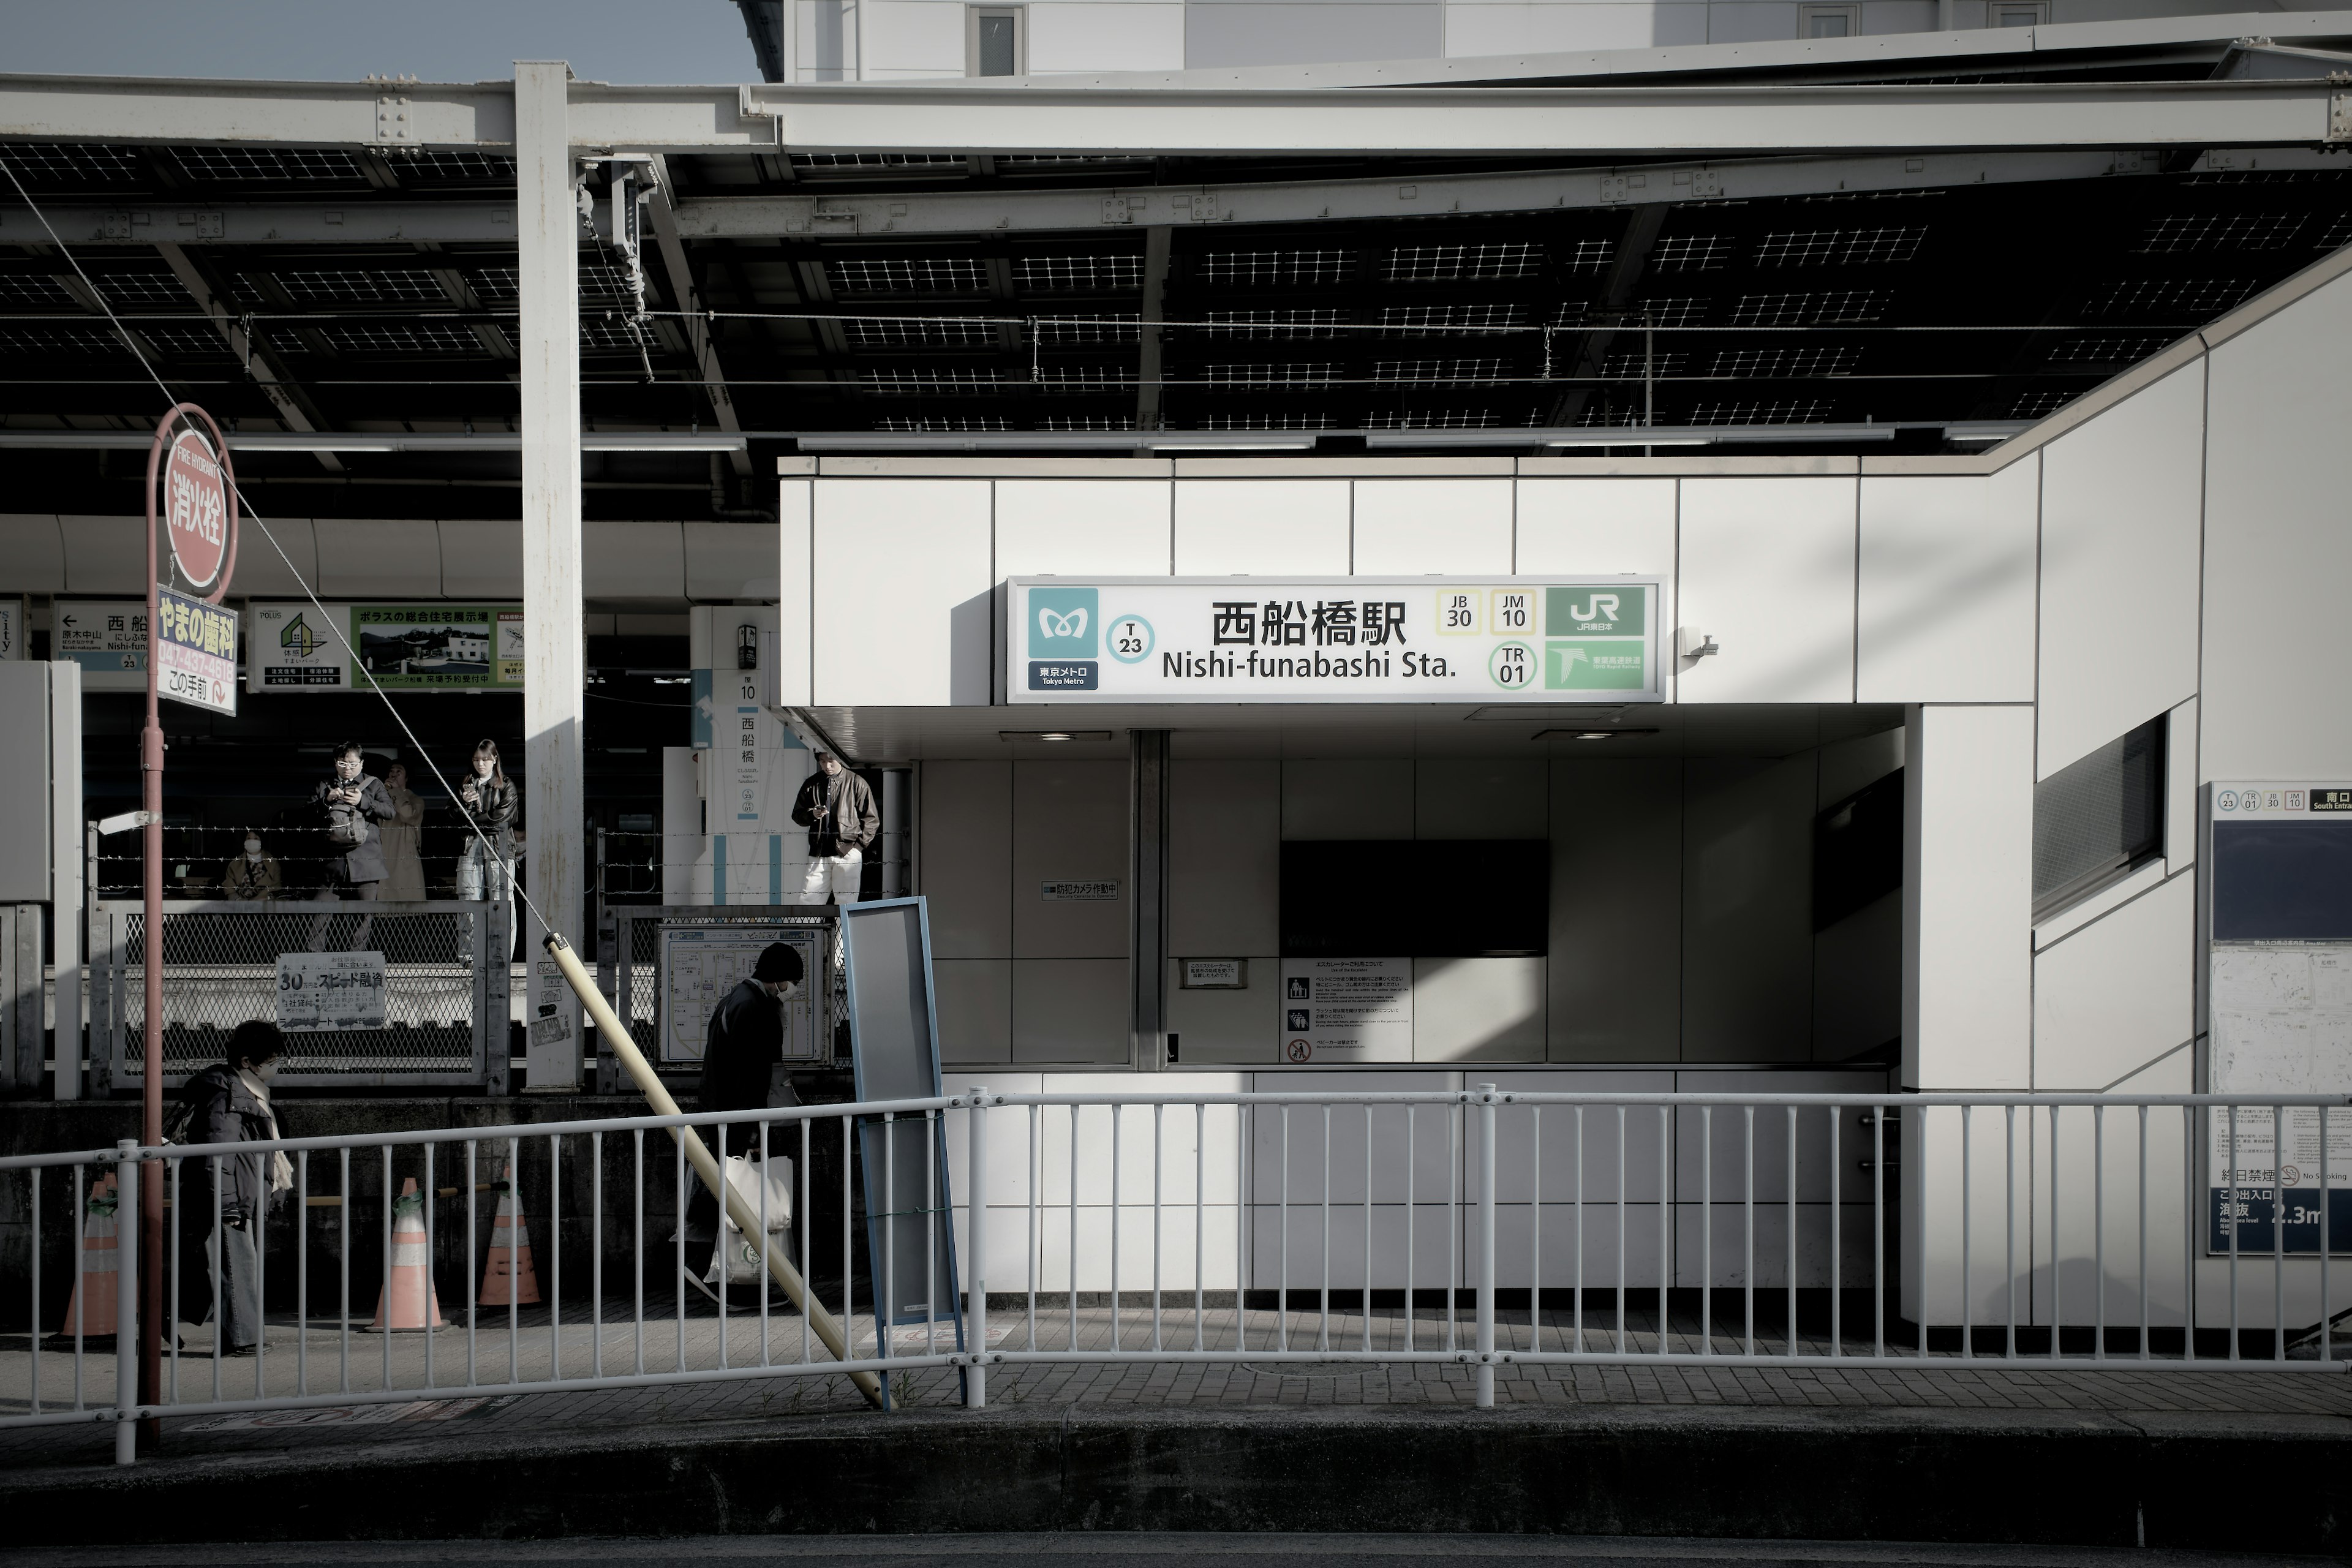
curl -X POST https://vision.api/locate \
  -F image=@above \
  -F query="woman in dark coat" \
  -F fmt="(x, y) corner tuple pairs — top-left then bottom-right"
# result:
(174, 1020), (291, 1356)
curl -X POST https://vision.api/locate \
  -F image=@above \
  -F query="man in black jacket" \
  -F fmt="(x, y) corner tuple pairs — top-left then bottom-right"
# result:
(791, 752), (877, 906)
(684, 942), (805, 1278)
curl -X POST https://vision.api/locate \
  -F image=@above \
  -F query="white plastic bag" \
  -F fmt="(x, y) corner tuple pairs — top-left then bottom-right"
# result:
(702, 1154), (792, 1286)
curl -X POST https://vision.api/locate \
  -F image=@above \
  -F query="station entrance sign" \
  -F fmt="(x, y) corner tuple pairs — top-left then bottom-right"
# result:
(1007, 576), (1664, 704)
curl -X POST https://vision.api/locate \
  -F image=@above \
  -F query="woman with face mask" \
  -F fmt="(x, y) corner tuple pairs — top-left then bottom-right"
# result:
(173, 1020), (293, 1358)
(454, 739), (518, 906)
(219, 834), (282, 902)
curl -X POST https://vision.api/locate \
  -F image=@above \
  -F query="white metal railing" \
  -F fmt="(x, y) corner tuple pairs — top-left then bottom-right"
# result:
(4, 1086), (2345, 1465)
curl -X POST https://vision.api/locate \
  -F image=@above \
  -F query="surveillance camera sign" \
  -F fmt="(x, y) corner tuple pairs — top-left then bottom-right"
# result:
(1008, 577), (1663, 704)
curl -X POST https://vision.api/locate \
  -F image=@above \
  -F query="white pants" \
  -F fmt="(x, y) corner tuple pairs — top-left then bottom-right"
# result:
(799, 845), (862, 906)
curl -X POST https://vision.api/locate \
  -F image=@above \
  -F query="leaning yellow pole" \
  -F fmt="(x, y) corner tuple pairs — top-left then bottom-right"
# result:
(541, 933), (887, 1409)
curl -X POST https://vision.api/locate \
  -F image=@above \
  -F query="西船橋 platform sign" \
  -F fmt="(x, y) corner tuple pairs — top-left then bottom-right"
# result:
(1007, 576), (1663, 704)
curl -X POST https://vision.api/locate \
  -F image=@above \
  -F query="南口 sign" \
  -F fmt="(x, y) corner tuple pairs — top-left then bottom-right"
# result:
(1007, 577), (1663, 704)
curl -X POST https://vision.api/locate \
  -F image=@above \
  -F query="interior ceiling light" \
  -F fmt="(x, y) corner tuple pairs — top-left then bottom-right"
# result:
(999, 730), (1112, 742)
(1533, 727), (1662, 742)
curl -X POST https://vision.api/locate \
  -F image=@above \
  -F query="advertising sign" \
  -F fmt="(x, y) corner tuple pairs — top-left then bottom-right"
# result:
(276, 950), (388, 1033)
(56, 599), (149, 690)
(1278, 957), (1412, 1063)
(246, 602), (526, 693)
(1008, 576), (1664, 704)
(155, 585), (238, 716)
(160, 424), (232, 590)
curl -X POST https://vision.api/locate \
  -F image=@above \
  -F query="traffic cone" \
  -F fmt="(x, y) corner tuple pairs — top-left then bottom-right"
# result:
(477, 1167), (541, 1307)
(57, 1173), (120, 1338)
(369, 1177), (447, 1332)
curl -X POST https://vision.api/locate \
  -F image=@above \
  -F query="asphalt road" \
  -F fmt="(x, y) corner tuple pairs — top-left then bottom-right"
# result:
(4, 1538), (2331, 1568)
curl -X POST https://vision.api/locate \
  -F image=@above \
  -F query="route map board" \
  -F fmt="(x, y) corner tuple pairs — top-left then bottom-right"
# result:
(656, 924), (824, 1065)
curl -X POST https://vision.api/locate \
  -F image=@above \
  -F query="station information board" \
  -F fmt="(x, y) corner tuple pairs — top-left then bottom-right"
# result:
(1006, 576), (1664, 704)
(657, 924), (825, 1066)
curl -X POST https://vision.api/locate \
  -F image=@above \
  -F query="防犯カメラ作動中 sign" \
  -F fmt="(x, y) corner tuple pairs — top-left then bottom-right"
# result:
(1007, 577), (1663, 703)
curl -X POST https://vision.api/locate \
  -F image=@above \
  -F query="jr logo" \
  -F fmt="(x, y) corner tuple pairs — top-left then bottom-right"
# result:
(1027, 587), (1100, 658)
(1547, 584), (1646, 636)
(1567, 593), (1619, 625)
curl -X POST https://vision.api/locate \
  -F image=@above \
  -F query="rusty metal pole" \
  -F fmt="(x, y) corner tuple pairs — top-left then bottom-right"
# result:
(138, 426), (165, 1448)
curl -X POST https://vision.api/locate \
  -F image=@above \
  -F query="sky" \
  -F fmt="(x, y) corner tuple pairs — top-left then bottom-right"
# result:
(4, 0), (763, 84)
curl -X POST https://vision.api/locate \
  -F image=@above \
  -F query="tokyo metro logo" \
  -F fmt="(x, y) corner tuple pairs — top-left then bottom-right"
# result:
(1027, 587), (1099, 658)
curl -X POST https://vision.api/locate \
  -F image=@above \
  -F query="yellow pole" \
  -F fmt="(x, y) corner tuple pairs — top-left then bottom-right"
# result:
(540, 933), (886, 1409)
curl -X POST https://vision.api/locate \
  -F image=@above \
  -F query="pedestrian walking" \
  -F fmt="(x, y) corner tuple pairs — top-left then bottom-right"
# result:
(172, 1020), (293, 1358)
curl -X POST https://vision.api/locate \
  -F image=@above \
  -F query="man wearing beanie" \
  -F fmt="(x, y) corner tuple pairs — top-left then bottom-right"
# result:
(684, 941), (805, 1280)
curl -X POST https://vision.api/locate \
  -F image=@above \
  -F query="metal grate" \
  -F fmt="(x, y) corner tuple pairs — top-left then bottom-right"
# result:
(1200, 251), (1354, 288)
(843, 315), (997, 347)
(470, 263), (631, 304)
(1375, 303), (1527, 334)
(1202, 411), (1326, 429)
(1651, 235), (1739, 272)
(1202, 309), (1343, 338)
(2134, 211), (2307, 253)
(0, 142), (147, 186)
(1039, 415), (1136, 431)
(1013, 255), (1143, 292)
(89, 272), (195, 307)
(1384, 241), (1544, 282)
(2318, 216), (2352, 251)
(315, 322), (486, 356)
(829, 257), (990, 295)
(1754, 226), (1928, 268)
(579, 317), (649, 353)
(793, 152), (965, 170)
(1627, 297), (1709, 327)
(1601, 349), (1692, 378)
(172, 145), (368, 184)
(874, 415), (1014, 431)
(0, 324), (129, 356)
(1363, 407), (1504, 428)
(0, 275), (75, 308)
(1035, 365), (1135, 393)
(2032, 716), (2164, 917)
(1204, 363), (1339, 389)
(1687, 398), (1834, 424)
(2046, 333), (2174, 365)
(135, 325), (236, 360)
(1710, 345), (1861, 377)
(1031, 314), (1140, 343)
(1729, 291), (1888, 326)
(862, 367), (1003, 394)
(391, 149), (518, 183)
(276, 270), (450, 305)
(2082, 278), (2255, 318)
(1368, 359), (1511, 385)
(2008, 386), (2075, 420)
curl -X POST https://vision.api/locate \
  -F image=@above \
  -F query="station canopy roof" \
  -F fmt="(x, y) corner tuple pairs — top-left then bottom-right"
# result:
(2, 12), (2350, 518)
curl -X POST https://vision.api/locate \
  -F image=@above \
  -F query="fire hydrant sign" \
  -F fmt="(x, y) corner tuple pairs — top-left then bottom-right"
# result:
(161, 423), (231, 590)
(1008, 576), (1664, 704)
(156, 585), (238, 716)
(276, 951), (388, 1033)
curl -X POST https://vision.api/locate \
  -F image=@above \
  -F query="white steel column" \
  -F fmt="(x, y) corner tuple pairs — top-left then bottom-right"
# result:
(516, 61), (584, 1093)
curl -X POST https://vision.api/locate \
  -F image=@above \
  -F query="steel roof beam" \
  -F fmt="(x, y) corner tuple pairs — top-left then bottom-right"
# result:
(10, 146), (2337, 250)
(2, 72), (2344, 155)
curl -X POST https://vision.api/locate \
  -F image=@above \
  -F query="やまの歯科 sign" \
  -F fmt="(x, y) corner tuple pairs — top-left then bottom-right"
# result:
(1008, 577), (1662, 703)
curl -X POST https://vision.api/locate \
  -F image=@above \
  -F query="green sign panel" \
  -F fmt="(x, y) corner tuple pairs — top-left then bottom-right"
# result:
(1545, 640), (1647, 690)
(1546, 585), (1646, 637)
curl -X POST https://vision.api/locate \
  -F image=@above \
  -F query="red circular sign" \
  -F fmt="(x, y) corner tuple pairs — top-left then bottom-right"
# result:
(160, 424), (230, 590)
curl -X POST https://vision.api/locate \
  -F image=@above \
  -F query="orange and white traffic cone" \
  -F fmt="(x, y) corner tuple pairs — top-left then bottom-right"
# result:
(477, 1166), (541, 1307)
(369, 1177), (448, 1332)
(58, 1172), (120, 1338)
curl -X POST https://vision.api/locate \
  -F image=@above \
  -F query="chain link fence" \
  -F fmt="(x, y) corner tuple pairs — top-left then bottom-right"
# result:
(91, 900), (506, 1090)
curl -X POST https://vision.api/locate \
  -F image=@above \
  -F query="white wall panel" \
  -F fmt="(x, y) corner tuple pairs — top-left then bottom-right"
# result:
(1350, 480), (1512, 575)
(0, 516), (64, 592)
(2036, 363), (2205, 778)
(230, 518), (318, 600)
(1513, 478), (1675, 573)
(1013, 958), (1128, 1063)
(315, 519), (439, 599)
(1172, 480), (1349, 575)
(57, 514), (149, 595)
(1012, 758), (1127, 959)
(2201, 270), (2352, 782)
(812, 479), (991, 704)
(1413, 956), (1544, 1061)
(921, 759), (1011, 959)
(1281, 759), (1412, 839)
(1414, 758), (1545, 840)
(935, 958), (1013, 1065)
(582, 520), (684, 602)
(1904, 704), (2033, 1090)
(775, 480), (813, 706)
(861, 0), (968, 72)
(1170, 759), (1279, 955)
(1550, 758), (1680, 1061)
(437, 520), (519, 600)
(684, 520), (782, 601)
(1442, 2), (1662, 53)
(1856, 462), (2038, 703)
(2032, 872), (2194, 1092)
(1676, 477), (1856, 704)
(995, 478), (1170, 577)
(1166, 964), (1278, 1065)
(1028, 1), (1186, 70)
(1681, 753), (1815, 1061)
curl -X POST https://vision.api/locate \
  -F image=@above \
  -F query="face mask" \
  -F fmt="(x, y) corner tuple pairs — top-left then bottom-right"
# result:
(254, 1061), (281, 1083)
(244, 839), (261, 858)
(772, 980), (799, 1001)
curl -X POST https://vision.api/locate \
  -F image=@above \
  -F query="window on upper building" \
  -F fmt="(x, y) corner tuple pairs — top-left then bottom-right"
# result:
(2033, 715), (2166, 921)
(968, 7), (1023, 77)
(1798, 4), (1860, 37)
(1990, 1), (2049, 24)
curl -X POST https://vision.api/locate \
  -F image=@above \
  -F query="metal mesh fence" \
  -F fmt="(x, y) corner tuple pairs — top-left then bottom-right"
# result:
(97, 902), (497, 1085)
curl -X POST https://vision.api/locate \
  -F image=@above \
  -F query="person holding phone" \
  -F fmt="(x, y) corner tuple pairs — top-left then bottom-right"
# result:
(305, 741), (394, 951)
(790, 751), (876, 906)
